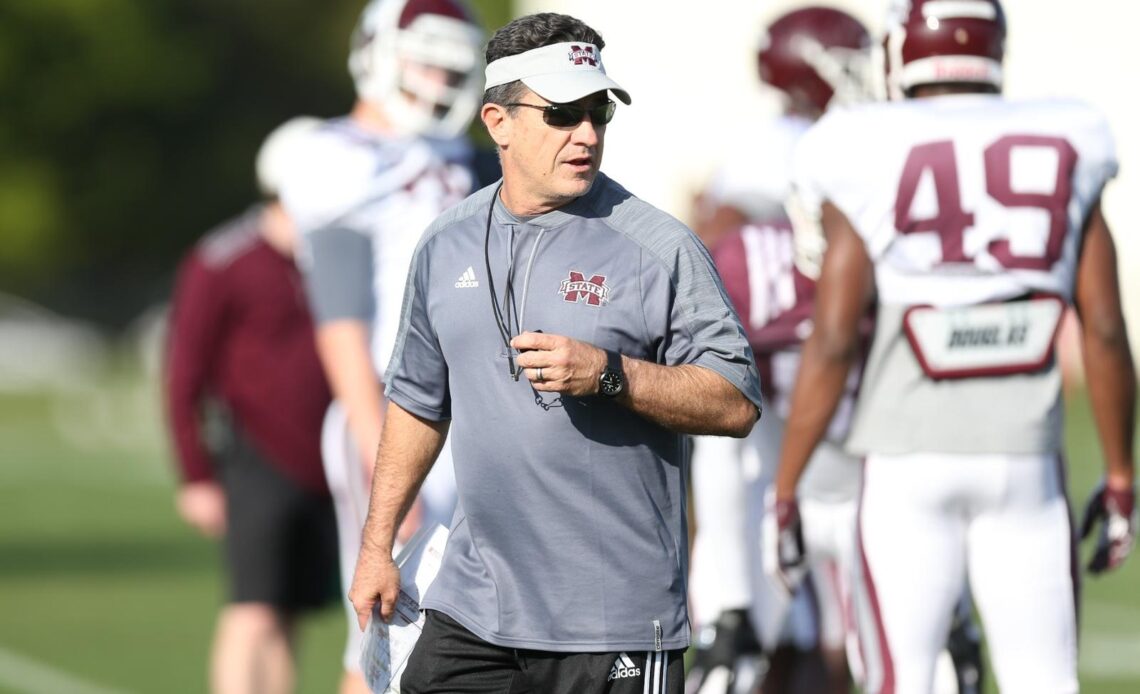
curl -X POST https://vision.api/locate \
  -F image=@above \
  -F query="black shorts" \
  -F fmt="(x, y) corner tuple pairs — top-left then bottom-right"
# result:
(219, 428), (338, 612)
(401, 610), (684, 694)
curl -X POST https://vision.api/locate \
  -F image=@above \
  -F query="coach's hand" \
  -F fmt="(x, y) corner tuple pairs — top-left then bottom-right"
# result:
(1081, 481), (1136, 574)
(762, 490), (807, 593)
(349, 539), (401, 630)
(177, 481), (226, 539)
(511, 331), (607, 397)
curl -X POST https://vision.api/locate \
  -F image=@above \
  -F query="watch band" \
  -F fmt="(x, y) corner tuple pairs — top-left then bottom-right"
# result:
(605, 348), (622, 374)
(600, 349), (625, 398)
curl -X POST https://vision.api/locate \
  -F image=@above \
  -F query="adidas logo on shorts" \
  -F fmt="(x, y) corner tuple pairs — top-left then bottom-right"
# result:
(454, 266), (479, 288)
(607, 652), (641, 681)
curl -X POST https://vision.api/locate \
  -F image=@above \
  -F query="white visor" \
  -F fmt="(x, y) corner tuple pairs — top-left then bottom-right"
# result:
(485, 42), (631, 105)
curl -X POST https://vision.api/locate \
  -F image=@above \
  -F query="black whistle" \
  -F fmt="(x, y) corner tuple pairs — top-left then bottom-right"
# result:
(518, 329), (543, 353)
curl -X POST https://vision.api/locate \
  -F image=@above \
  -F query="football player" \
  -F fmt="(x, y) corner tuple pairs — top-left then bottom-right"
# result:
(277, 2), (483, 692)
(686, 8), (873, 694)
(772, 1), (1135, 692)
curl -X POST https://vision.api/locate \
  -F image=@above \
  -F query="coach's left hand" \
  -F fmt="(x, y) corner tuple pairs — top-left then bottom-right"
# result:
(512, 331), (607, 397)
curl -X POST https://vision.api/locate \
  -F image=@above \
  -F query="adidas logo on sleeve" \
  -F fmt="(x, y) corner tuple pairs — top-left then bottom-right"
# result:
(607, 652), (641, 681)
(454, 266), (479, 288)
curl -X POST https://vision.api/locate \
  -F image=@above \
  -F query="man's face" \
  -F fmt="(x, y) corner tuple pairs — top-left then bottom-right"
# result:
(399, 60), (468, 119)
(498, 88), (609, 213)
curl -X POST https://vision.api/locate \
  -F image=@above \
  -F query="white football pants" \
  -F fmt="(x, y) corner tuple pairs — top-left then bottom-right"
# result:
(321, 401), (457, 671)
(856, 452), (1077, 694)
(800, 493), (862, 678)
(689, 414), (817, 650)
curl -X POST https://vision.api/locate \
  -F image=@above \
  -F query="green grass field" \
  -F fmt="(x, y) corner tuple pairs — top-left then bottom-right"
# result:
(0, 361), (348, 694)
(0, 358), (1137, 693)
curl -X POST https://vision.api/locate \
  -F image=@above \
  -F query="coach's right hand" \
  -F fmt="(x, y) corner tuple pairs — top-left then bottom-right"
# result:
(349, 540), (401, 630)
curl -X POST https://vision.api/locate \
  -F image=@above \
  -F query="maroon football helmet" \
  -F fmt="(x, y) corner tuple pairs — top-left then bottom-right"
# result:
(883, 0), (1006, 99)
(757, 7), (872, 116)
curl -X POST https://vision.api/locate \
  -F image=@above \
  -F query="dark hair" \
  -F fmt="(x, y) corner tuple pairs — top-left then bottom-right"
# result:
(483, 13), (605, 110)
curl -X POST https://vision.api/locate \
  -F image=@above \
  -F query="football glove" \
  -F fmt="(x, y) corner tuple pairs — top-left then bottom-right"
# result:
(762, 490), (807, 593)
(1080, 482), (1136, 574)
(684, 608), (763, 694)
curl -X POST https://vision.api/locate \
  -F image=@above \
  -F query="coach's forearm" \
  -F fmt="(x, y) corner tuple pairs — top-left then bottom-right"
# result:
(619, 359), (758, 437)
(360, 402), (449, 554)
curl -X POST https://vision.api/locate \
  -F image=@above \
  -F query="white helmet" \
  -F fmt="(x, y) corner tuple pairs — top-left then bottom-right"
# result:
(348, 0), (484, 138)
(255, 116), (322, 197)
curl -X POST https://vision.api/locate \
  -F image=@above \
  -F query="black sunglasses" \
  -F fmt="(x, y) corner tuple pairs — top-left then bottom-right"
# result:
(506, 100), (616, 128)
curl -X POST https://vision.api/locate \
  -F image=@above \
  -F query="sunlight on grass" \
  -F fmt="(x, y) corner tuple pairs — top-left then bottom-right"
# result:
(0, 359), (1136, 692)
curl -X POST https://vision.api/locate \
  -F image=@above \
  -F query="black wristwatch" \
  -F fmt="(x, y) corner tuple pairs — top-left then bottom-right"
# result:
(598, 349), (625, 398)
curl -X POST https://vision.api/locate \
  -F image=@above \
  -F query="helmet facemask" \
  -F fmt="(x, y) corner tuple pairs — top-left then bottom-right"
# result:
(794, 37), (874, 110)
(349, 0), (483, 138)
(756, 7), (873, 118)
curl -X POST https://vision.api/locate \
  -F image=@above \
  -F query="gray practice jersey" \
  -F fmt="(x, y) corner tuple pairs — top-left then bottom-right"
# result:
(385, 174), (763, 652)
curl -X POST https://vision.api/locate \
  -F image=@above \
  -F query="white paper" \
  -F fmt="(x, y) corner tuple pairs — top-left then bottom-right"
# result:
(360, 524), (449, 693)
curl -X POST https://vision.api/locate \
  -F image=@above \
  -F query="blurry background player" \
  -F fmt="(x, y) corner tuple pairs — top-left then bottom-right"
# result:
(276, 2), (484, 692)
(686, 9), (872, 694)
(773, 0), (1136, 692)
(689, 6), (872, 251)
(164, 116), (338, 694)
(688, 7), (983, 694)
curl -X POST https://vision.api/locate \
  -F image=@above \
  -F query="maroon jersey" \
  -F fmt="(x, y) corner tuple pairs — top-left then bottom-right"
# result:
(712, 221), (866, 442)
(712, 220), (815, 355)
(164, 208), (332, 493)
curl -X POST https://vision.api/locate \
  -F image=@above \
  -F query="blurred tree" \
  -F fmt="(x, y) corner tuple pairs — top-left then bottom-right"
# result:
(0, 0), (510, 329)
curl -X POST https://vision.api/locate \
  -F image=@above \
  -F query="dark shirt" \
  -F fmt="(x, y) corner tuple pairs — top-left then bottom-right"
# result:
(164, 208), (331, 494)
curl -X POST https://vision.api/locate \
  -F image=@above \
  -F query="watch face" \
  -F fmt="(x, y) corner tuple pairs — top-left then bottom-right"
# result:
(600, 369), (624, 396)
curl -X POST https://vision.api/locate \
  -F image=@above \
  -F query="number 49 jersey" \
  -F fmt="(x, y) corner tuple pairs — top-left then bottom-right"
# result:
(792, 94), (1117, 456)
(794, 94), (1116, 306)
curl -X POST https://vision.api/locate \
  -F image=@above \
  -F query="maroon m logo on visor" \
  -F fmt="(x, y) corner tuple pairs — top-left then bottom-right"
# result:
(568, 45), (598, 66)
(559, 271), (608, 306)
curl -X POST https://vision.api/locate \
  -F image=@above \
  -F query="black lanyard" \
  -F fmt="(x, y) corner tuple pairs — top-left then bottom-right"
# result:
(483, 182), (522, 379)
(482, 185), (564, 410)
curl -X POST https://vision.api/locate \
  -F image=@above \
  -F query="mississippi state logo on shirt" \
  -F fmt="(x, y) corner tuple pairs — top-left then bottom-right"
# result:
(559, 270), (609, 306)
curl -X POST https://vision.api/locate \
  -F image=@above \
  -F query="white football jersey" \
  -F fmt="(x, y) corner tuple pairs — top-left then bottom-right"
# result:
(794, 94), (1117, 307)
(793, 95), (1118, 456)
(280, 118), (471, 374)
(704, 114), (813, 221)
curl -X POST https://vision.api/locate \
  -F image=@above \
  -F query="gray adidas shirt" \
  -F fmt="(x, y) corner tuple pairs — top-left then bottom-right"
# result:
(385, 174), (763, 652)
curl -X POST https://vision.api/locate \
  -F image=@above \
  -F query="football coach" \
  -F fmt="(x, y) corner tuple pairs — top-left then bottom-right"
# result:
(349, 12), (762, 694)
